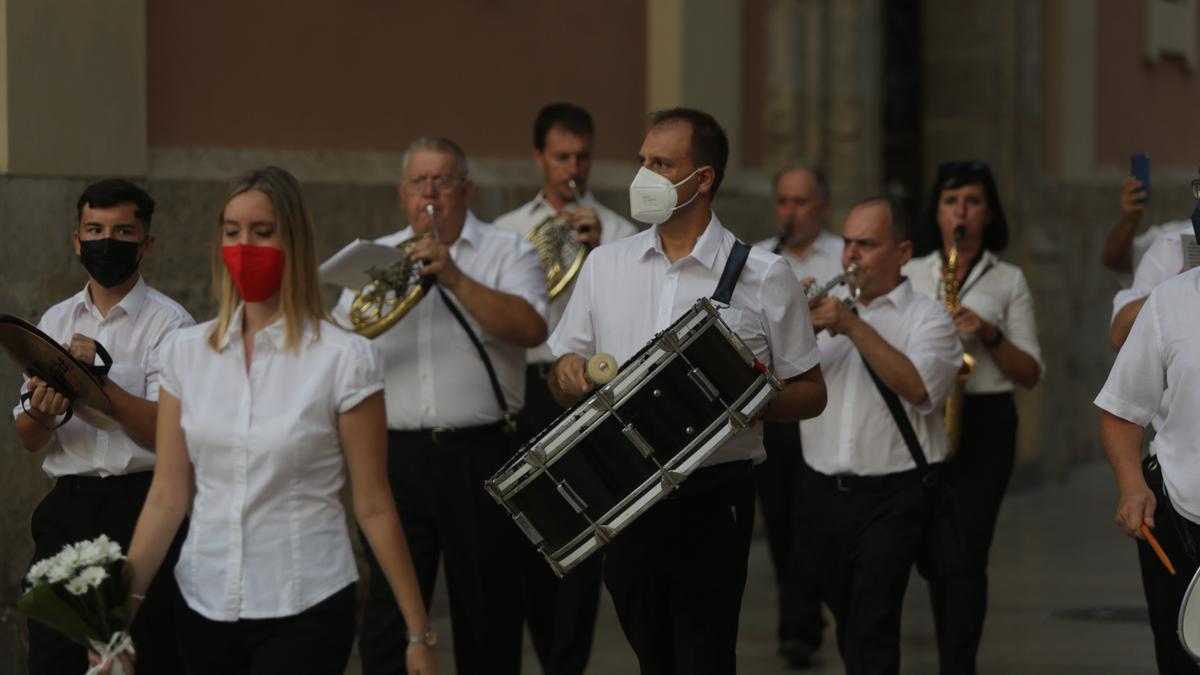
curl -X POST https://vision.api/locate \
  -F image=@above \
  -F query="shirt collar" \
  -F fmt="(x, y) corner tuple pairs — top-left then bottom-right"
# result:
(925, 248), (996, 285)
(456, 211), (485, 250)
(529, 189), (595, 216)
(216, 304), (295, 353)
(77, 276), (150, 321)
(862, 277), (915, 311)
(642, 211), (726, 270)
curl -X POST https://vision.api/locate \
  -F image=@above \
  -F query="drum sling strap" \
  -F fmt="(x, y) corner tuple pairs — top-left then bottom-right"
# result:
(712, 240), (751, 305)
(434, 286), (517, 434)
(860, 356), (939, 490)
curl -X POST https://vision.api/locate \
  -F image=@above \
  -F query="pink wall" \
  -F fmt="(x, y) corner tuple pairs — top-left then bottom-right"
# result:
(147, 1), (647, 160)
(1095, 0), (1200, 168)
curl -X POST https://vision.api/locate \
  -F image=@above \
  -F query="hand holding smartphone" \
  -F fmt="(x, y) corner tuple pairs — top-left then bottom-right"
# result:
(1131, 152), (1150, 205)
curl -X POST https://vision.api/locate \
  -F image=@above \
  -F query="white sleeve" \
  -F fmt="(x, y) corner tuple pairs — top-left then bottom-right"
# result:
(758, 258), (821, 379)
(1095, 292), (1165, 426)
(496, 237), (550, 320)
(1112, 233), (1182, 321)
(1001, 269), (1043, 379)
(334, 336), (386, 413)
(903, 301), (964, 415)
(546, 256), (596, 359)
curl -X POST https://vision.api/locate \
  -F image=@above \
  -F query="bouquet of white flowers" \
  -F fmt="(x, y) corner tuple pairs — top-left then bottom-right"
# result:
(19, 534), (135, 675)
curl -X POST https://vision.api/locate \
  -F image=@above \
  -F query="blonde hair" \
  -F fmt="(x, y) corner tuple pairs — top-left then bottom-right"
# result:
(207, 166), (328, 353)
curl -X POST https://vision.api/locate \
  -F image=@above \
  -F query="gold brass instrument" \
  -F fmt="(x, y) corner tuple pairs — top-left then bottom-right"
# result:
(942, 225), (976, 456)
(526, 179), (588, 300)
(347, 204), (439, 339)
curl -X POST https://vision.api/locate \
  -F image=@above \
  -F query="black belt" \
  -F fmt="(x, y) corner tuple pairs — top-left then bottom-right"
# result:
(670, 459), (753, 498)
(813, 465), (931, 494)
(54, 471), (153, 494)
(389, 420), (508, 446)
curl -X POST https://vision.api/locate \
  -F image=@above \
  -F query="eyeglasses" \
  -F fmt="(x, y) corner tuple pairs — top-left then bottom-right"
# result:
(403, 175), (461, 193)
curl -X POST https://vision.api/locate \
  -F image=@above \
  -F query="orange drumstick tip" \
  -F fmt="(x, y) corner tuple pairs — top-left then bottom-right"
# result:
(1142, 524), (1177, 576)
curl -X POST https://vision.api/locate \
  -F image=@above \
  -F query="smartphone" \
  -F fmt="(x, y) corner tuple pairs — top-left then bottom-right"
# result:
(1131, 152), (1150, 204)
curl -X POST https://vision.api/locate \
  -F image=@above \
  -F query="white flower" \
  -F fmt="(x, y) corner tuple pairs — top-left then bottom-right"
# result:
(97, 536), (124, 563)
(78, 565), (109, 589)
(46, 561), (74, 584)
(25, 558), (53, 586)
(76, 540), (108, 566)
(65, 575), (90, 596)
(53, 544), (82, 572)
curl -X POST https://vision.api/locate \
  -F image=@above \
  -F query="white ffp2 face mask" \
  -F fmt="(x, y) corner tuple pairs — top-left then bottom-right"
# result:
(628, 166), (703, 225)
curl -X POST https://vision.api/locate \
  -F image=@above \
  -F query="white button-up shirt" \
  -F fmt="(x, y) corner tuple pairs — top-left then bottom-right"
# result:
(801, 280), (962, 476)
(548, 212), (822, 466)
(494, 190), (640, 365)
(754, 229), (845, 285)
(1096, 268), (1200, 525)
(904, 250), (1043, 394)
(157, 312), (384, 620)
(1112, 221), (1193, 319)
(334, 212), (548, 429)
(11, 278), (194, 478)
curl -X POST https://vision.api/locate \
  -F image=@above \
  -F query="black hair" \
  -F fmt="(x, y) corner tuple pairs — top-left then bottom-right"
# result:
(649, 107), (730, 199)
(76, 179), (156, 230)
(913, 160), (1009, 256)
(533, 103), (594, 151)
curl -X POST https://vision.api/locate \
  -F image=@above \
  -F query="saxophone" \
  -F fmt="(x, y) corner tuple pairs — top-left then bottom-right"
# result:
(943, 225), (975, 457)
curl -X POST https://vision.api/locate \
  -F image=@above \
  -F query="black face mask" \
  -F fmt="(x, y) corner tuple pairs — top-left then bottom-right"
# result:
(78, 237), (142, 288)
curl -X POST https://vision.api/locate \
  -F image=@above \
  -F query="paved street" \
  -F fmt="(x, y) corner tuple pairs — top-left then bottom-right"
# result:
(352, 459), (1159, 674)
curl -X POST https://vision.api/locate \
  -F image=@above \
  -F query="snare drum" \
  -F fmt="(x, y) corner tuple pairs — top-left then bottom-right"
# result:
(1180, 566), (1200, 661)
(485, 298), (781, 576)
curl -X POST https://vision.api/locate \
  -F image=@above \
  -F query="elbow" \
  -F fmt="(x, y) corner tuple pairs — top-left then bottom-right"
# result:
(516, 316), (548, 348)
(905, 387), (930, 408)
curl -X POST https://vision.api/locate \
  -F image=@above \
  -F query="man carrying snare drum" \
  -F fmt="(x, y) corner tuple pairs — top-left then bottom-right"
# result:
(549, 107), (827, 674)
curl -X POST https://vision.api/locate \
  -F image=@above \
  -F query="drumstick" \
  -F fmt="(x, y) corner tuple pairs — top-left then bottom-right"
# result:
(1142, 523), (1176, 575)
(586, 353), (618, 386)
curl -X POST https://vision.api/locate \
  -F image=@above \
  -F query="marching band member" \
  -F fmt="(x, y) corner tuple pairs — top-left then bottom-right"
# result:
(14, 180), (192, 675)
(549, 107), (827, 674)
(1109, 222), (1192, 350)
(804, 196), (962, 675)
(116, 167), (436, 675)
(905, 161), (1042, 675)
(751, 162), (840, 668)
(336, 137), (548, 675)
(493, 102), (637, 675)
(1095, 203), (1200, 673)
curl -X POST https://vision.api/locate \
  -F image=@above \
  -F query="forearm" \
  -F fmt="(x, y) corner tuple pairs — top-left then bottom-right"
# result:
(1109, 298), (1146, 350)
(1102, 219), (1136, 272)
(764, 366), (826, 421)
(447, 275), (547, 347)
(1101, 411), (1148, 495)
(356, 505), (430, 634)
(105, 382), (157, 449)
(845, 319), (929, 406)
(126, 484), (190, 611)
(985, 339), (1040, 388)
(14, 413), (54, 451)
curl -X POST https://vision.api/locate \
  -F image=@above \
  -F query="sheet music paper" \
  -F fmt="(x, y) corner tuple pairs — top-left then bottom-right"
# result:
(1182, 233), (1200, 272)
(319, 239), (406, 289)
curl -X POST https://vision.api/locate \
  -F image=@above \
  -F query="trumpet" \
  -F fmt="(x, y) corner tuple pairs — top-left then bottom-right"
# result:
(526, 179), (588, 300)
(346, 204), (439, 339)
(943, 224), (976, 456)
(806, 263), (861, 304)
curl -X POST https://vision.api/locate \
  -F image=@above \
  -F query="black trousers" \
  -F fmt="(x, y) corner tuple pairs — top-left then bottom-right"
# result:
(176, 583), (356, 675)
(604, 468), (756, 675)
(1137, 457), (1200, 674)
(27, 471), (183, 675)
(917, 393), (1017, 675)
(359, 427), (524, 675)
(803, 466), (930, 675)
(753, 420), (825, 648)
(517, 364), (604, 675)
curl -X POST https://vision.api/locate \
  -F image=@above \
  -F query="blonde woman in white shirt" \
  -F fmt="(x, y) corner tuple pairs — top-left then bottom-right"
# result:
(905, 160), (1042, 675)
(101, 167), (437, 675)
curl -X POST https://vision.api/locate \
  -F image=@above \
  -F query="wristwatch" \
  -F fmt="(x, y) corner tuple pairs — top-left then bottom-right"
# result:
(982, 327), (1004, 348)
(407, 629), (438, 646)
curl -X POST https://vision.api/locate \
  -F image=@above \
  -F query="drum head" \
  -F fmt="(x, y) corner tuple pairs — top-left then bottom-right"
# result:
(0, 315), (118, 431)
(1179, 566), (1200, 660)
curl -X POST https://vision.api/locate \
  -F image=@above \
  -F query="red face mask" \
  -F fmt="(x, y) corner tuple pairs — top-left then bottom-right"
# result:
(222, 244), (285, 302)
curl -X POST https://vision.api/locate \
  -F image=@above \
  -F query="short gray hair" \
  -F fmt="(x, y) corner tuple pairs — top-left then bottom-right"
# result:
(772, 162), (829, 202)
(401, 136), (469, 179)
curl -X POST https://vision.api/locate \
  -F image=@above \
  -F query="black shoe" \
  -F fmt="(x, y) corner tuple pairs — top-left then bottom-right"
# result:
(779, 639), (816, 669)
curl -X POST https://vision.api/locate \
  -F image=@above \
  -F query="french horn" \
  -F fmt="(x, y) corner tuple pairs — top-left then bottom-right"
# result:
(526, 179), (588, 300)
(347, 204), (439, 339)
(942, 224), (976, 457)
